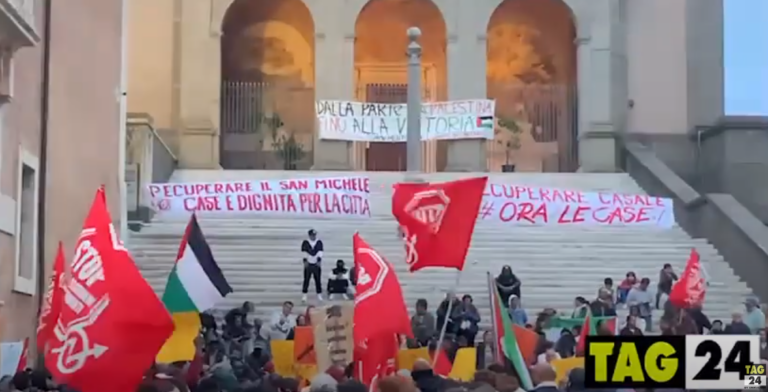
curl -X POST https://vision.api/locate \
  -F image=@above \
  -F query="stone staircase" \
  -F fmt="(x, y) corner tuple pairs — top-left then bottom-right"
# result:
(130, 171), (754, 330)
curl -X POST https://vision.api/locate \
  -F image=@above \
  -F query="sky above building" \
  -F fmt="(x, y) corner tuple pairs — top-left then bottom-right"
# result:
(724, 0), (768, 115)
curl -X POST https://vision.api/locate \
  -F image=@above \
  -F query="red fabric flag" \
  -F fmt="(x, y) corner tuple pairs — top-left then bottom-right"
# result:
(45, 188), (174, 392)
(669, 249), (707, 308)
(354, 334), (399, 391)
(392, 177), (487, 272)
(431, 349), (452, 376)
(353, 233), (412, 343)
(37, 242), (66, 352)
(575, 314), (618, 355)
(17, 338), (29, 372)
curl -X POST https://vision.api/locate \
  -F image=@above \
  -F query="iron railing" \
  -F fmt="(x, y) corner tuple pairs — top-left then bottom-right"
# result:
(220, 81), (315, 170)
(126, 113), (178, 219)
(219, 81), (578, 172)
(487, 83), (578, 172)
(7, 0), (34, 28)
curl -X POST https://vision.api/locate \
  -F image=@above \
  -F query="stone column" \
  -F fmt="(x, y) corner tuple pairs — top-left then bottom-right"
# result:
(577, 0), (625, 172)
(445, 33), (487, 172)
(176, 0), (221, 169)
(311, 32), (354, 170)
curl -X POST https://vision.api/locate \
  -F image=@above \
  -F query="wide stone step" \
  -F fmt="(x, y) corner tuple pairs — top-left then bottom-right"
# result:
(136, 171), (755, 334)
(142, 282), (746, 308)
(140, 284), (744, 329)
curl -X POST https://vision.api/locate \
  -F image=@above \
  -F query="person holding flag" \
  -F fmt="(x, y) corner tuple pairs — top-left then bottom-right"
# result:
(44, 187), (174, 392)
(486, 271), (535, 390)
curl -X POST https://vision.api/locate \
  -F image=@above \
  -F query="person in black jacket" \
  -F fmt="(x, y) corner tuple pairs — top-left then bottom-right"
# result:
(724, 311), (752, 334)
(301, 229), (324, 302)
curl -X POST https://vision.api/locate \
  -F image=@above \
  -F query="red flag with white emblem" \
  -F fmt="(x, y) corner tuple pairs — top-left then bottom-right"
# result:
(37, 242), (66, 352)
(353, 233), (412, 344)
(45, 187), (173, 392)
(392, 177), (488, 272)
(352, 233), (410, 390)
(669, 249), (707, 308)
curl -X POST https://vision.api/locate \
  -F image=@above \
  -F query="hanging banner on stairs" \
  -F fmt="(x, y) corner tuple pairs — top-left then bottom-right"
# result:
(316, 99), (496, 142)
(146, 177), (371, 218)
(480, 184), (676, 228)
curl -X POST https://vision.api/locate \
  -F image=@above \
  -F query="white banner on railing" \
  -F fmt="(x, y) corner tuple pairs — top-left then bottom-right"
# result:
(480, 184), (675, 228)
(146, 177), (371, 218)
(316, 99), (495, 142)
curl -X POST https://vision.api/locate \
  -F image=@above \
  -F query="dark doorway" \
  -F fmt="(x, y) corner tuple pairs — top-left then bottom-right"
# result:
(365, 83), (407, 171)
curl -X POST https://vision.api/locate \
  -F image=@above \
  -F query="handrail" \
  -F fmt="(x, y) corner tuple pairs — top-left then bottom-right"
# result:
(127, 112), (177, 162)
(622, 140), (768, 301)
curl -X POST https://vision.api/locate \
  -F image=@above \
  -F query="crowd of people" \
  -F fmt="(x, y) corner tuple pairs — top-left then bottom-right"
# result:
(9, 230), (766, 392)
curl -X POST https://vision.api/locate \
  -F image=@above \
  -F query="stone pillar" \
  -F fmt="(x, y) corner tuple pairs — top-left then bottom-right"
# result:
(311, 31), (354, 170)
(177, 0), (221, 169)
(445, 34), (487, 172)
(577, 0), (625, 172)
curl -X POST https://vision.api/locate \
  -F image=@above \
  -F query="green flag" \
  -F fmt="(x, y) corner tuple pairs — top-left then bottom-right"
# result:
(495, 289), (533, 389)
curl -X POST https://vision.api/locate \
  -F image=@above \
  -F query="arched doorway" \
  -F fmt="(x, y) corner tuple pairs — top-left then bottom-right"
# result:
(353, 0), (447, 171)
(219, 0), (315, 170)
(486, 0), (577, 173)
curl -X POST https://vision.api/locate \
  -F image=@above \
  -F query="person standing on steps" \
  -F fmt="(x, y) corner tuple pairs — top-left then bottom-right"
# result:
(302, 229), (324, 302)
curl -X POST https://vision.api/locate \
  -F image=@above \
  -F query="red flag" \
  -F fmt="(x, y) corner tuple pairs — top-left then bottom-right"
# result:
(431, 349), (452, 376)
(352, 233), (412, 343)
(37, 242), (66, 352)
(669, 249), (707, 308)
(45, 188), (174, 392)
(575, 313), (618, 355)
(17, 338), (29, 372)
(392, 177), (487, 272)
(354, 334), (399, 391)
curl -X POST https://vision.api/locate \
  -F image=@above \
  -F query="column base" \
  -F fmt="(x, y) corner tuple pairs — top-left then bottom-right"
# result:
(311, 140), (353, 170)
(179, 128), (220, 169)
(578, 130), (618, 172)
(444, 139), (487, 172)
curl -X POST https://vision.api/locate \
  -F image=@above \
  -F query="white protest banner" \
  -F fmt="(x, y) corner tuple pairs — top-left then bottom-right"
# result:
(0, 341), (23, 377)
(146, 177), (371, 218)
(316, 99), (495, 142)
(480, 184), (675, 228)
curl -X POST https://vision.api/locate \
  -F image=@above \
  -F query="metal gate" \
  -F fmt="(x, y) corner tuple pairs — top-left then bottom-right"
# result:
(219, 81), (315, 170)
(486, 83), (578, 172)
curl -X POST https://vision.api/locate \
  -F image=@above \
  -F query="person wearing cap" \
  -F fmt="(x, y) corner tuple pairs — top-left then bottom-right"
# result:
(745, 297), (766, 334)
(302, 229), (325, 302)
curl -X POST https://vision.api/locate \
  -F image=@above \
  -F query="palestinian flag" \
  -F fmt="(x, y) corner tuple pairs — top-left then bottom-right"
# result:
(156, 214), (232, 363)
(487, 272), (534, 390)
(476, 116), (494, 129)
(574, 310), (618, 355)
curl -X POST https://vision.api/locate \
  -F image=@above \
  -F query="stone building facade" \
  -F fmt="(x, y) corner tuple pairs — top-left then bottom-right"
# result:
(128, 0), (724, 173)
(0, 0), (124, 342)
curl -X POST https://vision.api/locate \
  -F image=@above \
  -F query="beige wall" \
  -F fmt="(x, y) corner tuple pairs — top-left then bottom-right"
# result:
(0, 0), (124, 342)
(0, 0), (44, 342)
(626, 0), (724, 135)
(127, 0), (725, 171)
(127, 0), (175, 130)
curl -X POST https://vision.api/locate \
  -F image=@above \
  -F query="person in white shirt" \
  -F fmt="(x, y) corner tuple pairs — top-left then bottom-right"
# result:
(266, 300), (296, 340)
(301, 229), (324, 302)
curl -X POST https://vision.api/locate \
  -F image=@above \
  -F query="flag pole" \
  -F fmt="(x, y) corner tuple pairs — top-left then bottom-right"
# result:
(486, 271), (501, 364)
(432, 270), (462, 367)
